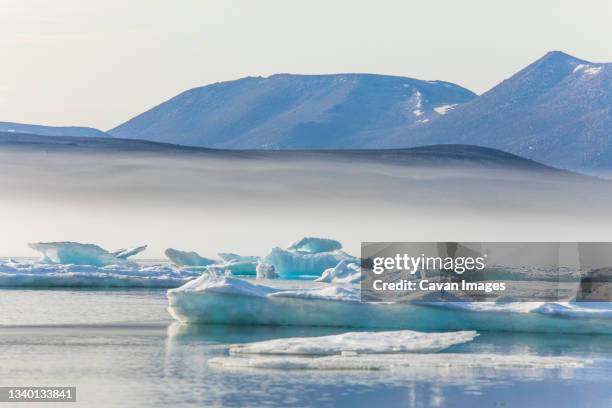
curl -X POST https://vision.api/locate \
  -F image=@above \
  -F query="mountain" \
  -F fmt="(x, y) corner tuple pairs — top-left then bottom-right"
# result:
(109, 74), (476, 148)
(0, 122), (109, 138)
(108, 52), (612, 171)
(389, 51), (612, 170)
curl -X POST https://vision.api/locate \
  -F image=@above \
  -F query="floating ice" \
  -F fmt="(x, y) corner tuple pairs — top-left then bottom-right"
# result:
(218, 253), (260, 263)
(263, 247), (356, 278)
(167, 275), (612, 334)
(210, 260), (258, 276)
(316, 260), (362, 284)
(256, 263), (278, 279)
(229, 330), (478, 356)
(287, 237), (343, 254)
(208, 353), (590, 371)
(165, 248), (217, 267)
(28, 241), (146, 267)
(0, 259), (203, 288)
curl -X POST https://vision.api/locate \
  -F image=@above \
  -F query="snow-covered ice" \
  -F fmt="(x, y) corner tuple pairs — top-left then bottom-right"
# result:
(262, 241), (356, 278)
(0, 260), (204, 288)
(168, 274), (612, 334)
(228, 330), (478, 356)
(28, 241), (146, 266)
(208, 352), (590, 371)
(316, 260), (362, 284)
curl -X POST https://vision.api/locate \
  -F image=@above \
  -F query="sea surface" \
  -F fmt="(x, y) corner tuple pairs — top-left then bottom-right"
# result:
(1, 289), (611, 407)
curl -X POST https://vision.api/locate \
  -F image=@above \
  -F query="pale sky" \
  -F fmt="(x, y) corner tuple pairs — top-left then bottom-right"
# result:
(1, 0), (611, 130)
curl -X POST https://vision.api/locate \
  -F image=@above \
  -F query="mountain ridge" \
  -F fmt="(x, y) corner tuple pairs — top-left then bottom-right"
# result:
(108, 73), (476, 148)
(0, 121), (109, 138)
(399, 51), (612, 169)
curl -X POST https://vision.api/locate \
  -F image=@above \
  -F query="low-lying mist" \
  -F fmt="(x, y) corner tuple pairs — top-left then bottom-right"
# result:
(1, 138), (611, 258)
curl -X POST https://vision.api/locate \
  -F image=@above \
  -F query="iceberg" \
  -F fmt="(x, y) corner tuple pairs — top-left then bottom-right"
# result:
(228, 330), (478, 356)
(28, 241), (146, 267)
(208, 353), (590, 371)
(167, 275), (612, 334)
(287, 237), (343, 253)
(210, 261), (258, 276)
(316, 260), (362, 284)
(165, 248), (217, 267)
(262, 246), (356, 278)
(214, 252), (260, 276)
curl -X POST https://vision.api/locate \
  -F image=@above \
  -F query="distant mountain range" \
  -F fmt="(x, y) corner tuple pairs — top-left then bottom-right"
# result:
(109, 74), (475, 149)
(0, 122), (109, 138)
(3, 51), (611, 171)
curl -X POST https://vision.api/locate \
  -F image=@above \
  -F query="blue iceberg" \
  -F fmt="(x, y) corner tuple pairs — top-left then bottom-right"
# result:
(262, 237), (356, 278)
(28, 241), (147, 267)
(167, 274), (612, 334)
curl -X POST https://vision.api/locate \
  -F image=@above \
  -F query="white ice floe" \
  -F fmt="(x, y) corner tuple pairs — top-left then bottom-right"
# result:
(208, 353), (590, 371)
(165, 248), (217, 267)
(28, 241), (146, 266)
(315, 260), (362, 284)
(0, 260), (204, 288)
(228, 330), (478, 356)
(168, 274), (612, 334)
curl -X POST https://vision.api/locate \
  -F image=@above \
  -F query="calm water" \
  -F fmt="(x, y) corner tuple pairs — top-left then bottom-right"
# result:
(1, 289), (611, 408)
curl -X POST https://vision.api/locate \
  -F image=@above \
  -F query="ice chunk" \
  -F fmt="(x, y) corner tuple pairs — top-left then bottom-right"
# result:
(212, 260), (258, 276)
(28, 241), (145, 267)
(256, 263), (278, 279)
(167, 275), (612, 334)
(263, 247), (355, 278)
(165, 248), (216, 267)
(229, 330), (478, 356)
(287, 237), (342, 253)
(208, 353), (590, 371)
(218, 253), (260, 263)
(316, 260), (362, 284)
